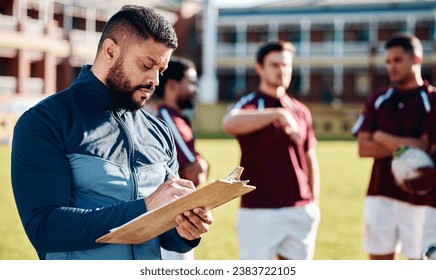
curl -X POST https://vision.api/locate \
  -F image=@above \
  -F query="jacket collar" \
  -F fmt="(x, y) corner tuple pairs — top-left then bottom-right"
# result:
(72, 65), (116, 111)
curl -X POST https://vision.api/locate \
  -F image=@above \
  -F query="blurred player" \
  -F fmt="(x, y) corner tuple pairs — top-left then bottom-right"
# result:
(353, 33), (436, 260)
(223, 41), (320, 260)
(154, 56), (209, 260)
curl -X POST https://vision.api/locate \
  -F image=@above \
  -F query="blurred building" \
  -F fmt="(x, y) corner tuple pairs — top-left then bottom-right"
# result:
(209, 0), (436, 104)
(0, 0), (183, 143)
(0, 0), (180, 96)
(193, 0), (436, 136)
(1, 0), (436, 141)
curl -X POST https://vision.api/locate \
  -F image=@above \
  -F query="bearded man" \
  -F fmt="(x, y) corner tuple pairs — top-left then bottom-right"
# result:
(11, 5), (212, 260)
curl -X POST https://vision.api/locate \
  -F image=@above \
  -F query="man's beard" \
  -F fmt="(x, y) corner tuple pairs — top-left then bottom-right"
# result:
(177, 94), (195, 110)
(106, 57), (155, 111)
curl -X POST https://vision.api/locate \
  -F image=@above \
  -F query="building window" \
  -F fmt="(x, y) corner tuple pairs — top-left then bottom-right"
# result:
(378, 21), (404, 41)
(72, 16), (86, 30)
(96, 20), (106, 32)
(311, 24), (334, 42)
(345, 24), (369, 42)
(53, 12), (64, 28)
(27, 7), (39, 20)
(247, 25), (268, 43)
(0, 1), (13, 15)
(218, 27), (236, 43)
(279, 25), (301, 43)
(416, 20), (433, 40)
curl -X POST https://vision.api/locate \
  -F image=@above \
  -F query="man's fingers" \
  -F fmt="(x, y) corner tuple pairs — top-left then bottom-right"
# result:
(172, 178), (196, 191)
(193, 208), (213, 224)
(175, 209), (212, 240)
(183, 211), (211, 231)
(145, 178), (196, 211)
(175, 214), (201, 240)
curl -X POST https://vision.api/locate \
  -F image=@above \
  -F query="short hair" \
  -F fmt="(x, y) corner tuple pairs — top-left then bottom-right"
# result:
(384, 33), (423, 59)
(97, 5), (177, 51)
(154, 56), (196, 99)
(256, 41), (296, 65)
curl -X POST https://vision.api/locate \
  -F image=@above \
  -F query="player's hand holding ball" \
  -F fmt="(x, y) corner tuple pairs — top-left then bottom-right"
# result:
(391, 145), (435, 195)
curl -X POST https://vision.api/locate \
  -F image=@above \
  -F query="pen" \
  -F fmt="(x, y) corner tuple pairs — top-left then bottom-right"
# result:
(164, 164), (179, 179)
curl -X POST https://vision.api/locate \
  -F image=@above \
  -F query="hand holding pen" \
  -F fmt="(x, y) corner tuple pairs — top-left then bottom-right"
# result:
(144, 165), (195, 211)
(143, 164), (213, 240)
(164, 164), (179, 179)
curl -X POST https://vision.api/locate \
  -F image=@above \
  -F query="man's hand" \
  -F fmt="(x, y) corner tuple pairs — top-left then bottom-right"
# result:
(175, 208), (213, 240)
(276, 108), (300, 143)
(403, 167), (436, 195)
(144, 178), (196, 211)
(144, 179), (213, 240)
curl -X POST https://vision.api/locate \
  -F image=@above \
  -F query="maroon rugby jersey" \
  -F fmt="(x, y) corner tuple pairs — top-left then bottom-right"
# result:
(231, 90), (317, 208)
(156, 105), (202, 168)
(355, 82), (436, 206)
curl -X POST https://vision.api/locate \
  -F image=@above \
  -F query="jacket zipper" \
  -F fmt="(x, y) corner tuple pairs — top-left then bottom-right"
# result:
(112, 110), (139, 259)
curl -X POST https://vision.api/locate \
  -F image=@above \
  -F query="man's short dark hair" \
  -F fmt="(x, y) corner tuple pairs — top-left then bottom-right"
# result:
(97, 5), (178, 51)
(385, 33), (423, 59)
(256, 41), (296, 65)
(154, 56), (195, 99)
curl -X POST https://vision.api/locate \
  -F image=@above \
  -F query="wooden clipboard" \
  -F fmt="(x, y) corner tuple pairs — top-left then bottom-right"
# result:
(96, 169), (255, 244)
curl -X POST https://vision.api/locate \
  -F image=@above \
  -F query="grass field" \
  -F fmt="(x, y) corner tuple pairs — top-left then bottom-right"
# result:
(0, 139), (373, 260)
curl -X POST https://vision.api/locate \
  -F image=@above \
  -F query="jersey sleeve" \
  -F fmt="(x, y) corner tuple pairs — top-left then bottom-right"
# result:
(354, 91), (382, 134)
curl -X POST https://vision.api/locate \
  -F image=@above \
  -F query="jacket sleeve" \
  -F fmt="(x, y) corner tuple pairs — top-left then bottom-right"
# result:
(159, 228), (200, 253)
(11, 108), (146, 254)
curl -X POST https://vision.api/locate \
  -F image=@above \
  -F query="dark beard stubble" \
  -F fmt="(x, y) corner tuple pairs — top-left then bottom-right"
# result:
(106, 57), (155, 111)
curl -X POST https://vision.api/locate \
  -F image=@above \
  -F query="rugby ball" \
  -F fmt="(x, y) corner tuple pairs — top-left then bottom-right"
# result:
(391, 145), (434, 187)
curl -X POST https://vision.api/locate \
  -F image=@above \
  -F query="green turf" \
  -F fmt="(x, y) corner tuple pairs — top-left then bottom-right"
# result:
(0, 139), (373, 260)
(0, 147), (38, 259)
(194, 139), (372, 260)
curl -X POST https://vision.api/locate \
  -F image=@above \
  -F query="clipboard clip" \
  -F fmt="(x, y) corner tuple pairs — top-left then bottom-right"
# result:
(225, 166), (249, 185)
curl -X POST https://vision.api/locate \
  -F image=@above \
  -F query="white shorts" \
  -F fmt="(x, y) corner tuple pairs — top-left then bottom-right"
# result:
(237, 203), (320, 260)
(160, 248), (194, 260)
(363, 196), (426, 259)
(423, 206), (436, 251)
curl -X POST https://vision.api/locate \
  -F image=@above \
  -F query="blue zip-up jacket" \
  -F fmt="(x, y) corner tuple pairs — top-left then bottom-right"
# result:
(11, 65), (199, 260)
